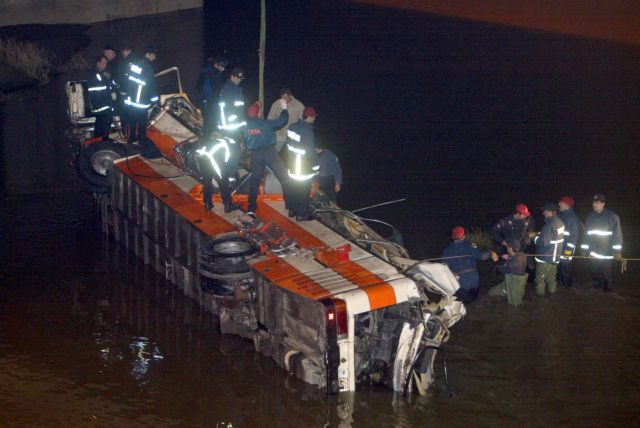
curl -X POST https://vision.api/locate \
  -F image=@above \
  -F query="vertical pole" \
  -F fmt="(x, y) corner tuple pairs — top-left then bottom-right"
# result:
(259, 0), (266, 117)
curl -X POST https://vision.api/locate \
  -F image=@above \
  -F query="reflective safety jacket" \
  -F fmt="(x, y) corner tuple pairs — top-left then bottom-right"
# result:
(123, 58), (158, 110)
(244, 110), (288, 150)
(87, 67), (114, 115)
(286, 119), (318, 181)
(115, 53), (138, 97)
(217, 80), (245, 131)
(492, 215), (536, 247)
(534, 215), (565, 264)
(557, 208), (581, 255)
(442, 240), (490, 291)
(581, 209), (623, 259)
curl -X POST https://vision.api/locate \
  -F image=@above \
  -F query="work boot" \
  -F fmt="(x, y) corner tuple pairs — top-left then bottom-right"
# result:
(288, 209), (294, 218)
(224, 203), (241, 213)
(295, 213), (313, 222)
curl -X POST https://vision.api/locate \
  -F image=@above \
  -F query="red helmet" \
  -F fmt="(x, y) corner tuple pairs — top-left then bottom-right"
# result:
(515, 203), (530, 217)
(452, 226), (465, 240)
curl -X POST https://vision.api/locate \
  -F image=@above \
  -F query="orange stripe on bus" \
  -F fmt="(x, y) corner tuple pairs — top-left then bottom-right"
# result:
(147, 128), (179, 162)
(255, 201), (327, 249)
(116, 156), (235, 237)
(332, 262), (397, 310)
(252, 257), (331, 300)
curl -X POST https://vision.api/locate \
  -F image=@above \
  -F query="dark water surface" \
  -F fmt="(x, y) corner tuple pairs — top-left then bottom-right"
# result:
(2, 2), (640, 426)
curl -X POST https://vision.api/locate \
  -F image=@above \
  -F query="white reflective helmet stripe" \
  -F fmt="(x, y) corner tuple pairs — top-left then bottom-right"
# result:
(88, 86), (108, 91)
(287, 130), (301, 142)
(130, 64), (142, 74)
(612, 244), (622, 250)
(587, 230), (613, 236)
(196, 138), (232, 179)
(590, 251), (614, 260)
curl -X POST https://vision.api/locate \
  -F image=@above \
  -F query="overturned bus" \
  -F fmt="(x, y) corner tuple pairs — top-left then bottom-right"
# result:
(66, 68), (466, 394)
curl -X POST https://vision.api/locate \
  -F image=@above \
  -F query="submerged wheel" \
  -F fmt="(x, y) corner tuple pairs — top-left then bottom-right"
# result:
(201, 235), (258, 259)
(76, 139), (126, 193)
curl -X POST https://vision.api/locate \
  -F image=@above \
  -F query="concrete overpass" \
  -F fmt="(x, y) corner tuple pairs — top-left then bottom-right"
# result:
(0, 0), (202, 26)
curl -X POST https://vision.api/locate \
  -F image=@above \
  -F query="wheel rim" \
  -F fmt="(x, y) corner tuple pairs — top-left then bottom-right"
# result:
(90, 149), (122, 176)
(212, 239), (253, 255)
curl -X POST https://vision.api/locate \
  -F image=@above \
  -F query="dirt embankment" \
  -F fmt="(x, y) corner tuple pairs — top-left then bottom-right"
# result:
(0, 24), (90, 97)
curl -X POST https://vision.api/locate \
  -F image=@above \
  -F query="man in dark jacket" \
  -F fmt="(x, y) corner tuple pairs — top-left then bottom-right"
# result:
(557, 195), (581, 287)
(581, 193), (623, 291)
(442, 226), (497, 304)
(122, 46), (159, 145)
(217, 67), (246, 200)
(492, 203), (536, 252)
(197, 56), (227, 140)
(314, 137), (343, 203)
(114, 45), (136, 127)
(534, 203), (565, 295)
(243, 100), (290, 215)
(488, 239), (528, 305)
(286, 106), (319, 221)
(87, 54), (115, 139)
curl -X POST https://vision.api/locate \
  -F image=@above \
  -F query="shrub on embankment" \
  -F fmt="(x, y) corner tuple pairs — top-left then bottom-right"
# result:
(0, 37), (52, 86)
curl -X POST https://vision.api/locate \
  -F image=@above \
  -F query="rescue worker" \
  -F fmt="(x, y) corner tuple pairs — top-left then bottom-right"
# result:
(267, 88), (305, 152)
(197, 56), (228, 140)
(115, 45), (135, 95)
(196, 135), (239, 212)
(488, 238), (528, 306)
(217, 67), (246, 196)
(87, 54), (115, 140)
(102, 44), (117, 79)
(114, 45), (136, 127)
(442, 226), (498, 304)
(243, 100), (290, 215)
(314, 137), (343, 203)
(122, 46), (159, 146)
(581, 193), (623, 291)
(286, 106), (319, 221)
(492, 203), (536, 251)
(533, 203), (565, 295)
(556, 195), (581, 287)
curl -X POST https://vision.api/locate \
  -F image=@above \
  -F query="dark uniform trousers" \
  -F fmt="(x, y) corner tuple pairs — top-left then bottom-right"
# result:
(591, 259), (614, 289)
(247, 146), (289, 213)
(288, 179), (312, 217)
(123, 108), (149, 144)
(317, 175), (337, 202)
(94, 113), (113, 139)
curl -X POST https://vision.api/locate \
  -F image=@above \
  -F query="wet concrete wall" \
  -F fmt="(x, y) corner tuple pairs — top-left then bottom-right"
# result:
(1, 8), (204, 195)
(0, 0), (202, 27)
